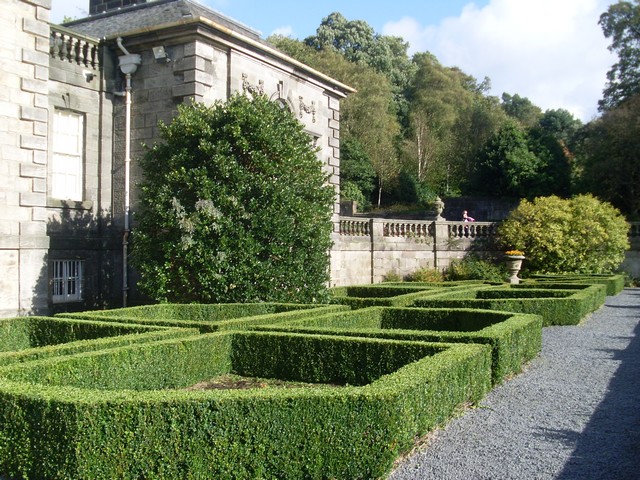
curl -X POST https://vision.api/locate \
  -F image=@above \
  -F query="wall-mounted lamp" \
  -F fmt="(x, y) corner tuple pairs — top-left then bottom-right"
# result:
(152, 46), (170, 63)
(83, 70), (95, 82)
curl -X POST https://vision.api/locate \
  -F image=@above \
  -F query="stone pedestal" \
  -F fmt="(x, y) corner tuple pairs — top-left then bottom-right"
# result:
(506, 255), (525, 284)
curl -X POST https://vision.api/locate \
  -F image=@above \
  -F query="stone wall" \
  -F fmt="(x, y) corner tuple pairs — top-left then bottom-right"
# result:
(331, 218), (499, 286)
(0, 0), (52, 316)
(109, 26), (346, 229)
(332, 217), (640, 286)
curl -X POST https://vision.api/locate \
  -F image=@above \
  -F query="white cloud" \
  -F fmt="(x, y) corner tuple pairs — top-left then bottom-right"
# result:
(271, 25), (295, 37)
(50, 0), (88, 23)
(383, 0), (616, 122)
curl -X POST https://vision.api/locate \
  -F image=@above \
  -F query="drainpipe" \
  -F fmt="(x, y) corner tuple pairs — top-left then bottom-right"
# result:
(116, 38), (141, 307)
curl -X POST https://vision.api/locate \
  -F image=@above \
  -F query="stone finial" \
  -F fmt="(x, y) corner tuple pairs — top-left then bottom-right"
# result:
(434, 196), (445, 220)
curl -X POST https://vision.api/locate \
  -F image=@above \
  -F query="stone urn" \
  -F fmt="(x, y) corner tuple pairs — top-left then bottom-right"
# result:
(505, 254), (525, 284)
(433, 196), (445, 220)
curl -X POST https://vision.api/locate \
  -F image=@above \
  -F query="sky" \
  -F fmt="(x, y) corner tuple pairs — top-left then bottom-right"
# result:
(50, 0), (618, 122)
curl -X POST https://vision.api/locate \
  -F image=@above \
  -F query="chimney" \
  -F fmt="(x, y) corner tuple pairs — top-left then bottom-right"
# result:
(89, 0), (148, 15)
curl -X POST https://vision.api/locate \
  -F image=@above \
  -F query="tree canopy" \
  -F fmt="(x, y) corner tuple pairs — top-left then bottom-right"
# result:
(599, 0), (640, 110)
(269, 7), (635, 218)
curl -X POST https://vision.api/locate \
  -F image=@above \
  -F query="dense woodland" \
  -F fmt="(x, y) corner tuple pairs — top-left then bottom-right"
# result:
(268, 0), (640, 220)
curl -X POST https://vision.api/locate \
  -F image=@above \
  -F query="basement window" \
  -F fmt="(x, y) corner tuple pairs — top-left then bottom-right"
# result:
(52, 259), (84, 303)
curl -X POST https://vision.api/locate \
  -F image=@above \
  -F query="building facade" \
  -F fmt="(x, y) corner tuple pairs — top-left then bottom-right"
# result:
(1, 0), (353, 317)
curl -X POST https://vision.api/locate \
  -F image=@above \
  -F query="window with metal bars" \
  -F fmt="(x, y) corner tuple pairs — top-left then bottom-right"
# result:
(52, 259), (84, 303)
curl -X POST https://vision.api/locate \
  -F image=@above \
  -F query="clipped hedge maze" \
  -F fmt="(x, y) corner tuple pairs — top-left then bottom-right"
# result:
(56, 303), (349, 332)
(329, 282), (489, 309)
(412, 284), (607, 326)
(0, 331), (491, 479)
(525, 273), (625, 296)
(251, 307), (542, 385)
(0, 315), (192, 356)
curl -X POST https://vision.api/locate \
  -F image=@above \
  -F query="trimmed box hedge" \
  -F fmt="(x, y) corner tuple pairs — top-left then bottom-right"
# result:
(412, 284), (607, 326)
(0, 327), (197, 367)
(526, 274), (625, 296)
(250, 307), (542, 385)
(56, 303), (349, 333)
(329, 283), (490, 309)
(0, 331), (491, 479)
(0, 316), (180, 353)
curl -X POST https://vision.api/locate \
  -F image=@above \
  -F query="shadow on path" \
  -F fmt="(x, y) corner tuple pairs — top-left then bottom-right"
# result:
(552, 300), (640, 480)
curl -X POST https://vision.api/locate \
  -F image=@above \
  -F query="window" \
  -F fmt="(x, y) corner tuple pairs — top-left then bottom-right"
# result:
(51, 110), (84, 201)
(52, 259), (84, 303)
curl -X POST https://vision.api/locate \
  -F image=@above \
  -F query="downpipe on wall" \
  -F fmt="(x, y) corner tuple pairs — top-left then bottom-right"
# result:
(116, 38), (141, 307)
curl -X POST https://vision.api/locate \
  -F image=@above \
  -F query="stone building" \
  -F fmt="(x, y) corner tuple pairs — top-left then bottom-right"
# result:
(1, 0), (353, 317)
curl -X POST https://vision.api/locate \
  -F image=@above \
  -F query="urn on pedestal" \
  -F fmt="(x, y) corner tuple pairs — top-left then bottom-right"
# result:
(504, 250), (525, 284)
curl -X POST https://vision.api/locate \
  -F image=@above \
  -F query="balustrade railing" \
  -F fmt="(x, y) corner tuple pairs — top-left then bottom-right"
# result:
(50, 25), (100, 69)
(338, 218), (640, 249)
(339, 218), (371, 236)
(448, 221), (498, 239)
(383, 220), (432, 238)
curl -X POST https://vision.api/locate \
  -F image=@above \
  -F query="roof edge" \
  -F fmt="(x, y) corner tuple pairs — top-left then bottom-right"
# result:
(105, 16), (356, 96)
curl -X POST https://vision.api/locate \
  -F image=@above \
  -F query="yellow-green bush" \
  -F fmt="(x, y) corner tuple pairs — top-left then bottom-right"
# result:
(498, 195), (630, 274)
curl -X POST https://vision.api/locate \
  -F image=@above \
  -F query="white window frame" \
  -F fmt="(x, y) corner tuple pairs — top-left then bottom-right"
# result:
(52, 259), (84, 303)
(51, 110), (84, 201)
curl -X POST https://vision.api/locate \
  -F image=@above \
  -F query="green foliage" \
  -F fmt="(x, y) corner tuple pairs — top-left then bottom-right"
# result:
(414, 284), (607, 326)
(0, 331), (490, 479)
(278, 41), (401, 207)
(538, 108), (583, 146)
(574, 93), (640, 219)
(472, 120), (545, 198)
(501, 93), (543, 128)
(598, 0), (640, 110)
(133, 95), (335, 304)
(526, 273), (626, 296)
(0, 316), (167, 353)
(402, 53), (504, 195)
(340, 181), (369, 209)
(405, 267), (444, 283)
(444, 256), (506, 283)
(304, 12), (416, 104)
(59, 305), (348, 333)
(340, 137), (377, 207)
(382, 271), (403, 282)
(261, 306), (542, 385)
(497, 195), (630, 273)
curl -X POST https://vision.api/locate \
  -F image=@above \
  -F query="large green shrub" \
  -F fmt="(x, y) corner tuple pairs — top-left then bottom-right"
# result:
(444, 255), (506, 282)
(498, 194), (629, 273)
(133, 95), (335, 303)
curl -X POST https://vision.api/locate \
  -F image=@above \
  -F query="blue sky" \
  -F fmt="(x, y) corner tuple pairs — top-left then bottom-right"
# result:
(50, 0), (617, 122)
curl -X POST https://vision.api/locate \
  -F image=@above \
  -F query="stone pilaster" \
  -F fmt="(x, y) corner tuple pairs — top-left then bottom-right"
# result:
(0, 0), (51, 316)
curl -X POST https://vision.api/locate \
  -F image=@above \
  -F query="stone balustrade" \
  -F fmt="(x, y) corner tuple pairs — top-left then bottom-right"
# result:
(332, 217), (640, 286)
(448, 221), (498, 239)
(50, 25), (100, 69)
(338, 218), (371, 237)
(383, 220), (433, 238)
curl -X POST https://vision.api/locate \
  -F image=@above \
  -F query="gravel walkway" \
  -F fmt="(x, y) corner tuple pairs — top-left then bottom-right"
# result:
(389, 288), (640, 480)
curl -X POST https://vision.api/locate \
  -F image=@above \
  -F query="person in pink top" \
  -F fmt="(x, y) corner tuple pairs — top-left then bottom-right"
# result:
(462, 210), (475, 222)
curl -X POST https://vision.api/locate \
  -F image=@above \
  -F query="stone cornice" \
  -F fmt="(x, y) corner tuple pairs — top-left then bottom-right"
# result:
(101, 16), (355, 98)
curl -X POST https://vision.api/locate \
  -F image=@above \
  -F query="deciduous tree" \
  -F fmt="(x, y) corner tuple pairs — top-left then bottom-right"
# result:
(599, 0), (640, 110)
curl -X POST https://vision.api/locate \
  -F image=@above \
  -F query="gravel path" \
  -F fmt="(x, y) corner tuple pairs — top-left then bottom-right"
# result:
(389, 288), (640, 480)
